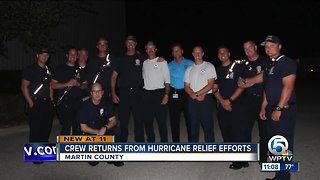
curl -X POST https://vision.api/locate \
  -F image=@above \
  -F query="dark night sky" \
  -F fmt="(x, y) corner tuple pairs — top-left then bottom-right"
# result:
(126, 1), (320, 64)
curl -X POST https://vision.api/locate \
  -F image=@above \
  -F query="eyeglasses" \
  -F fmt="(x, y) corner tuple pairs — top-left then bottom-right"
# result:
(91, 90), (103, 94)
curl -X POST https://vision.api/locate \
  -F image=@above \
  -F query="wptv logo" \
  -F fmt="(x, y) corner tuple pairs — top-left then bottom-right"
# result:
(268, 135), (293, 162)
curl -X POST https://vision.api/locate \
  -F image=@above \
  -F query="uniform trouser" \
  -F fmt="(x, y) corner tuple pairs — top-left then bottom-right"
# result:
(245, 94), (268, 162)
(266, 104), (296, 180)
(217, 96), (247, 143)
(119, 88), (145, 142)
(57, 98), (82, 135)
(168, 88), (191, 142)
(84, 126), (121, 141)
(188, 95), (214, 142)
(86, 126), (120, 166)
(143, 89), (168, 142)
(28, 99), (54, 142)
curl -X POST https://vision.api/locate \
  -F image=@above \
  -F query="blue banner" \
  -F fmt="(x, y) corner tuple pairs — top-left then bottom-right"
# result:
(24, 143), (56, 161)
(280, 162), (299, 172)
(59, 143), (258, 153)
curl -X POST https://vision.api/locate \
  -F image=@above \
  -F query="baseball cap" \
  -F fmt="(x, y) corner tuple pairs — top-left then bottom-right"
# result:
(145, 41), (156, 49)
(126, 35), (137, 42)
(36, 47), (49, 54)
(260, 35), (281, 46)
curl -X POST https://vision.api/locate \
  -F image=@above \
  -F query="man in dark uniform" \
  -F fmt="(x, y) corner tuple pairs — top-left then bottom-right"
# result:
(213, 46), (250, 169)
(259, 35), (297, 180)
(78, 48), (90, 100)
(21, 47), (54, 164)
(86, 37), (114, 104)
(240, 40), (270, 164)
(111, 35), (146, 142)
(77, 83), (123, 167)
(51, 47), (88, 135)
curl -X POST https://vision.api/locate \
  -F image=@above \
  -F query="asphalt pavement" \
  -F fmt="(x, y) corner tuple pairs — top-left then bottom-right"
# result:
(0, 81), (319, 180)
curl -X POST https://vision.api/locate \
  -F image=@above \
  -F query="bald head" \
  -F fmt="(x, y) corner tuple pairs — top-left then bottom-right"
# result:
(91, 83), (104, 103)
(91, 83), (103, 91)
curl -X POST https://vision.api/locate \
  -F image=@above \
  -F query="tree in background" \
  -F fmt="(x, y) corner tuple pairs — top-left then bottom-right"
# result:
(0, 0), (94, 57)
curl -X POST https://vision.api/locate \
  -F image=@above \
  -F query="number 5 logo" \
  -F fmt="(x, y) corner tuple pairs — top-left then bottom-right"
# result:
(268, 135), (288, 155)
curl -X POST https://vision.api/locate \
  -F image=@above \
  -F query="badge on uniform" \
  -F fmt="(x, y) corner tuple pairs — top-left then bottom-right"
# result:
(256, 66), (261, 74)
(135, 59), (141, 66)
(154, 64), (159, 69)
(172, 93), (179, 99)
(100, 108), (104, 116)
(76, 72), (80, 79)
(226, 72), (234, 79)
(268, 67), (274, 75)
(200, 69), (206, 75)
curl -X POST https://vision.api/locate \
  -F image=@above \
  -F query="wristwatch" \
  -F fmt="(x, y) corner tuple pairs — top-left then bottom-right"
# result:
(274, 106), (283, 111)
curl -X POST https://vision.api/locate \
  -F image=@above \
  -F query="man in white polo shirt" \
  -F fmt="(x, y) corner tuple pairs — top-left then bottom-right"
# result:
(142, 41), (170, 142)
(184, 46), (217, 142)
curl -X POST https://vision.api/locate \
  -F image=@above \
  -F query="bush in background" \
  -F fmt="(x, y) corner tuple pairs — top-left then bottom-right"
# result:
(0, 93), (27, 128)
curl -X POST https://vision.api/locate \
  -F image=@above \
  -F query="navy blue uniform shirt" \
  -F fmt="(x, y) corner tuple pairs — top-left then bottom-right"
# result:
(22, 63), (51, 98)
(77, 99), (114, 129)
(86, 55), (115, 93)
(246, 56), (270, 95)
(264, 56), (297, 105)
(52, 64), (86, 99)
(113, 53), (146, 89)
(216, 62), (250, 99)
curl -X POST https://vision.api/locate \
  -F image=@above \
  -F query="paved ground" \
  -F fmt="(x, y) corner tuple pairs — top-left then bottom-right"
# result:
(0, 80), (319, 180)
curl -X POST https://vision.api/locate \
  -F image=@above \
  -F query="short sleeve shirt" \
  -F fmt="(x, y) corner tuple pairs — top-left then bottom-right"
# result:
(246, 56), (270, 95)
(113, 53), (146, 88)
(86, 55), (115, 93)
(52, 63), (86, 99)
(143, 57), (171, 90)
(22, 63), (51, 98)
(264, 56), (297, 105)
(169, 58), (194, 89)
(184, 61), (217, 93)
(216, 62), (250, 98)
(77, 99), (115, 129)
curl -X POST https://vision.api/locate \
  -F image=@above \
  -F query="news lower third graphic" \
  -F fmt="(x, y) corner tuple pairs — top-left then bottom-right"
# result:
(261, 135), (300, 172)
(24, 136), (260, 162)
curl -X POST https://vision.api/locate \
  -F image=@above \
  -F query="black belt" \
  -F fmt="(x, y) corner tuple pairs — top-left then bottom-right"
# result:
(32, 97), (50, 101)
(121, 86), (143, 91)
(144, 88), (165, 93)
(170, 87), (184, 93)
(246, 93), (262, 97)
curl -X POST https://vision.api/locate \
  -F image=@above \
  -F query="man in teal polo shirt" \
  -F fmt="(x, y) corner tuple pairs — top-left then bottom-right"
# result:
(168, 44), (194, 142)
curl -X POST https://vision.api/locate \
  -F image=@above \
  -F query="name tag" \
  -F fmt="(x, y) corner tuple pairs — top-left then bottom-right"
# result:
(172, 93), (179, 99)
